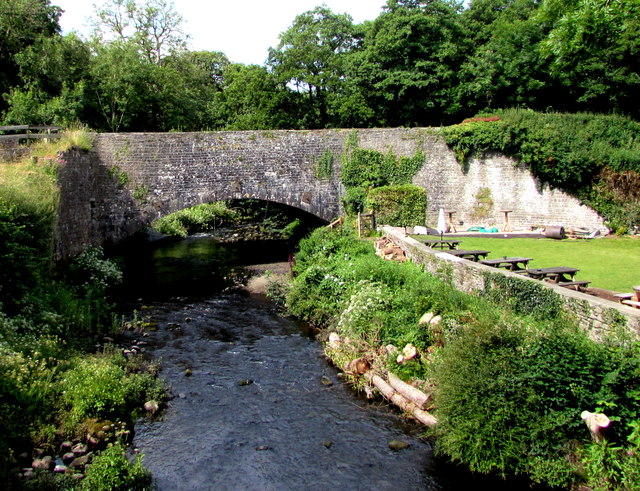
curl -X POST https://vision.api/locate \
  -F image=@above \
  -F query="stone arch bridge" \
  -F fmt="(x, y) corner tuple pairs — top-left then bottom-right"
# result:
(55, 128), (605, 259)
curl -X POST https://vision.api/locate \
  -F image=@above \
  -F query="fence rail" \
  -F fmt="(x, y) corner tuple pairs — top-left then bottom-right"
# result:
(0, 125), (62, 141)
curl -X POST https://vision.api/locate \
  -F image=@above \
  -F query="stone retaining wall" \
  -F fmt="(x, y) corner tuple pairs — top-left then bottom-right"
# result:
(383, 226), (640, 341)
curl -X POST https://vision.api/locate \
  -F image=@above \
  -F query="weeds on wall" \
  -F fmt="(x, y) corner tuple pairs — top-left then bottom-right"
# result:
(314, 148), (334, 179)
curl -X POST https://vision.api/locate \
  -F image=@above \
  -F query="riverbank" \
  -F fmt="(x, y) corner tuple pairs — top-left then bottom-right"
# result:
(280, 225), (640, 489)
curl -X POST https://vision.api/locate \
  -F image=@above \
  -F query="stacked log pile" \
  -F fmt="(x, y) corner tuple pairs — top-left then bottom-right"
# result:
(375, 236), (407, 262)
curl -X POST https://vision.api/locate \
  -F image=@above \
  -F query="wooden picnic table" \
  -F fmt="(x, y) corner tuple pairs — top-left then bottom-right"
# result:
(420, 238), (462, 250)
(446, 249), (491, 262)
(525, 266), (580, 283)
(479, 257), (533, 272)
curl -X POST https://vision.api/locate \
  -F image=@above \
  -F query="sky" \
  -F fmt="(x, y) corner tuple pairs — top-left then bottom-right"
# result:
(52, 0), (387, 66)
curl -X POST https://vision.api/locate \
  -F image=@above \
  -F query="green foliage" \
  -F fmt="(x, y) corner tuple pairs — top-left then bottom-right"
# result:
(470, 186), (493, 221)
(152, 202), (238, 237)
(62, 354), (164, 422)
(433, 321), (612, 486)
(482, 272), (565, 320)
(81, 443), (153, 491)
(341, 186), (367, 215)
(579, 439), (640, 490)
(267, 6), (359, 128)
(366, 184), (427, 227)
(315, 148), (334, 179)
(341, 131), (424, 191)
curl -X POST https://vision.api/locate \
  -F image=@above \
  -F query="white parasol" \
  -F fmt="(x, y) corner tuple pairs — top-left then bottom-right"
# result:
(436, 208), (446, 236)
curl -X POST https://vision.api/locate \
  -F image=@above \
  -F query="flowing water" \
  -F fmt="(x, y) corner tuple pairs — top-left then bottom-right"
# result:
(116, 234), (517, 490)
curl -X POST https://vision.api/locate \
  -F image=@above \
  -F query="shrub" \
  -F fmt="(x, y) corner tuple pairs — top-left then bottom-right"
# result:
(152, 202), (238, 237)
(432, 321), (612, 486)
(81, 443), (152, 491)
(366, 184), (427, 227)
(62, 355), (164, 422)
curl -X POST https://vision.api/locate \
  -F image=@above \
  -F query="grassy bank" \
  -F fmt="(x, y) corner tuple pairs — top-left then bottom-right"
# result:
(1, 135), (161, 489)
(278, 226), (640, 489)
(450, 236), (640, 292)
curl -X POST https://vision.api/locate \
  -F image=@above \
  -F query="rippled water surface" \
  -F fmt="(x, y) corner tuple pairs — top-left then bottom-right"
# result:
(132, 293), (442, 491)
(121, 235), (520, 490)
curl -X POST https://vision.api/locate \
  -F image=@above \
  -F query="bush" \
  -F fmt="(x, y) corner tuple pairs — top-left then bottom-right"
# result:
(432, 321), (612, 486)
(81, 443), (152, 491)
(62, 355), (164, 423)
(366, 184), (427, 227)
(152, 202), (238, 237)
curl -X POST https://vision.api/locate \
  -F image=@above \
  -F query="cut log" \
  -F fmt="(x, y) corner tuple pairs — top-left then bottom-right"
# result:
(387, 372), (430, 410)
(347, 357), (370, 375)
(581, 411), (611, 442)
(365, 372), (437, 427)
(418, 312), (434, 325)
(402, 343), (418, 360)
(328, 332), (341, 349)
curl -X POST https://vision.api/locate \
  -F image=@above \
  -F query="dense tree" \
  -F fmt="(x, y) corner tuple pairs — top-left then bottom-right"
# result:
(213, 63), (299, 130)
(268, 6), (360, 128)
(456, 0), (556, 113)
(537, 0), (640, 117)
(0, 0), (61, 113)
(353, 0), (465, 126)
(2, 33), (91, 126)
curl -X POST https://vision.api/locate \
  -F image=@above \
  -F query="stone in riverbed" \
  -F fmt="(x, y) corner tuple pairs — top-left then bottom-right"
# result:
(71, 443), (88, 456)
(62, 452), (76, 465)
(144, 400), (159, 413)
(32, 456), (54, 470)
(388, 440), (410, 451)
(69, 453), (92, 469)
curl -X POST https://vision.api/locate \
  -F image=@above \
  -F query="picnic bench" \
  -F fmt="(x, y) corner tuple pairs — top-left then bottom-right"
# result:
(615, 292), (640, 309)
(420, 238), (462, 250)
(557, 280), (591, 292)
(525, 266), (580, 283)
(446, 249), (491, 262)
(479, 257), (533, 272)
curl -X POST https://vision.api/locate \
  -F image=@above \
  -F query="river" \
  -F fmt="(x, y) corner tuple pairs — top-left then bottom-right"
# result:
(115, 234), (522, 490)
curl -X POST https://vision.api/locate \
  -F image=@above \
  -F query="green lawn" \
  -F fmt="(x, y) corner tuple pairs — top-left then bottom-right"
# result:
(437, 236), (640, 293)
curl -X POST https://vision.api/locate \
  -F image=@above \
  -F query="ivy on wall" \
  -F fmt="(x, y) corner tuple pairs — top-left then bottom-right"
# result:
(340, 131), (426, 225)
(442, 109), (640, 232)
(367, 185), (427, 228)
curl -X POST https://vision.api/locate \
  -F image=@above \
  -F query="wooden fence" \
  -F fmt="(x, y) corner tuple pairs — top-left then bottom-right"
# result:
(0, 125), (62, 142)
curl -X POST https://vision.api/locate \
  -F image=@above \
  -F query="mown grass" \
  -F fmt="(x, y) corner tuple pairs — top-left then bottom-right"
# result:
(449, 236), (640, 292)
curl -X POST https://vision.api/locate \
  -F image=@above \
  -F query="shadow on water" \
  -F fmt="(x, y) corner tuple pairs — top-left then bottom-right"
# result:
(115, 234), (546, 491)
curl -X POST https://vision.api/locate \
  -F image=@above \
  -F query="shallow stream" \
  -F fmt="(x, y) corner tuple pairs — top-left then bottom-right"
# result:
(117, 234), (516, 490)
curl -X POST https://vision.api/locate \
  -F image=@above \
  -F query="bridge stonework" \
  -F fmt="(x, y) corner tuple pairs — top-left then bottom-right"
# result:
(55, 128), (605, 259)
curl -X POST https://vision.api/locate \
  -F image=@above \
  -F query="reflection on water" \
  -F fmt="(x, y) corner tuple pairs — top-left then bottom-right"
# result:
(115, 234), (290, 301)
